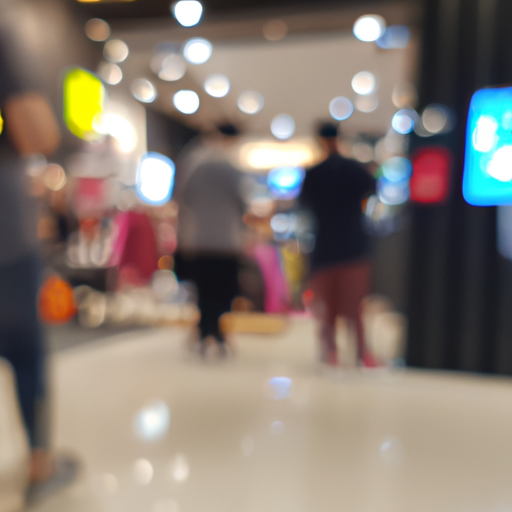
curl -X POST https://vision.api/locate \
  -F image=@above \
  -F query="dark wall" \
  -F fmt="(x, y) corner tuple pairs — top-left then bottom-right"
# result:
(406, 0), (512, 374)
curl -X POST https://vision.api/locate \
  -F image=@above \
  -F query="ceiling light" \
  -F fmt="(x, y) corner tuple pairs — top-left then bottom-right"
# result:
(204, 74), (230, 97)
(353, 15), (386, 42)
(172, 1), (203, 27)
(238, 91), (264, 114)
(329, 96), (353, 121)
(173, 90), (200, 114)
(183, 38), (212, 65)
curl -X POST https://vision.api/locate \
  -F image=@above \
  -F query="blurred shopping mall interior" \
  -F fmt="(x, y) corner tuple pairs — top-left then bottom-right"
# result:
(3, 0), (512, 510)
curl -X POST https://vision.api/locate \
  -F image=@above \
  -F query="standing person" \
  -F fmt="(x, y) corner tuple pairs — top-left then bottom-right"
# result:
(175, 124), (245, 356)
(0, 27), (62, 483)
(300, 122), (376, 366)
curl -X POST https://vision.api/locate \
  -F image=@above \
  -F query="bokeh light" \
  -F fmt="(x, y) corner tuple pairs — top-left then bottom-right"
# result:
(136, 152), (175, 205)
(351, 71), (376, 95)
(268, 377), (292, 400)
(132, 459), (153, 485)
(353, 15), (386, 42)
(271, 114), (295, 140)
(382, 157), (412, 182)
(329, 96), (353, 121)
(355, 94), (379, 113)
(151, 52), (187, 81)
(104, 39), (129, 63)
(169, 454), (189, 483)
(238, 91), (264, 114)
(352, 142), (374, 163)
(376, 25), (410, 49)
(63, 67), (105, 141)
(263, 19), (288, 41)
(267, 166), (304, 199)
(173, 0), (203, 27)
(85, 18), (110, 42)
(96, 113), (137, 153)
(204, 74), (230, 97)
(183, 38), (212, 65)
(391, 108), (417, 134)
(42, 163), (67, 191)
(377, 176), (410, 205)
(422, 104), (454, 134)
(135, 400), (170, 441)
(131, 78), (157, 103)
(392, 83), (417, 109)
(97, 62), (123, 85)
(173, 89), (200, 114)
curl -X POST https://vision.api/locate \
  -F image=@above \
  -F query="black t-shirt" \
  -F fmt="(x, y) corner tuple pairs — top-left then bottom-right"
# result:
(300, 153), (376, 271)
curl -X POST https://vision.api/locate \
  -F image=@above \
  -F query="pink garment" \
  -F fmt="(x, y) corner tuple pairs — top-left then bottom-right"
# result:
(251, 244), (290, 313)
(109, 211), (159, 285)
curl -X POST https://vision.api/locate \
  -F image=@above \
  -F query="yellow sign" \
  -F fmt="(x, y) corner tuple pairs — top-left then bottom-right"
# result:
(0, 109), (3, 135)
(63, 67), (105, 140)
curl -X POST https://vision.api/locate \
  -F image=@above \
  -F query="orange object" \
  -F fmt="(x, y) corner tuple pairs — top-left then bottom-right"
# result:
(38, 276), (77, 324)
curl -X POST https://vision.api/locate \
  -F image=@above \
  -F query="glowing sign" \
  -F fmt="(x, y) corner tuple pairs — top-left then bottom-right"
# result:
(0, 109), (3, 135)
(267, 166), (305, 199)
(63, 67), (105, 141)
(463, 86), (512, 205)
(136, 152), (175, 206)
(410, 147), (452, 204)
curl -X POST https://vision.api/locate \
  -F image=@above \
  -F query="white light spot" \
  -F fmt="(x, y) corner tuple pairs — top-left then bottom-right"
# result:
(377, 178), (410, 205)
(85, 18), (110, 42)
(131, 78), (157, 103)
(353, 15), (386, 42)
(152, 53), (187, 82)
(268, 376), (292, 399)
(355, 94), (379, 113)
(169, 454), (189, 483)
(352, 71), (376, 95)
(391, 109), (417, 134)
(473, 115), (498, 153)
(487, 146), (512, 182)
(173, 0), (203, 27)
(381, 157), (412, 182)
(135, 400), (170, 441)
(329, 96), (353, 121)
(204, 74), (230, 98)
(271, 114), (295, 140)
(104, 39), (129, 63)
(136, 152), (175, 205)
(238, 91), (264, 114)
(173, 90), (200, 114)
(133, 459), (154, 485)
(98, 62), (122, 85)
(183, 38), (212, 65)
(96, 113), (137, 154)
(270, 214), (290, 233)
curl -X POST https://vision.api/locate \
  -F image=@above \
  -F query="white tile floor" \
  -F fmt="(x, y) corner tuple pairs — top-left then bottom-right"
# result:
(28, 317), (512, 512)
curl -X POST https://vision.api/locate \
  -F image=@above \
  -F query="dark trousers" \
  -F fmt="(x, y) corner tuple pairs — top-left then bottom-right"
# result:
(0, 254), (45, 447)
(175, 253), (239, 342)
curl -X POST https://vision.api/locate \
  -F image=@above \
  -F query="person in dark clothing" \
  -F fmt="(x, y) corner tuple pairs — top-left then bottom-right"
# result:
(0, 25), (61, 481)
(300, 122), (376, 366)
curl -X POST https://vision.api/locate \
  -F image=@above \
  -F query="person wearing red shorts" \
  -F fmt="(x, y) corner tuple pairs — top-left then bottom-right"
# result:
(300, 123), (375, 366)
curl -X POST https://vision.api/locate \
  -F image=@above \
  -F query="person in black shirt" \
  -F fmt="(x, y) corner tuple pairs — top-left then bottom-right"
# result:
(300, 122), (375, 366)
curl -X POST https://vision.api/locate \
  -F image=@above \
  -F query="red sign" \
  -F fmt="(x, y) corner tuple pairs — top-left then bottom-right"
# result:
(410, 147), (452, 204)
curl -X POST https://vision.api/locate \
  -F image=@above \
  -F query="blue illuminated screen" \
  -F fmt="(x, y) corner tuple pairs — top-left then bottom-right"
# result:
(463, 86), (512, 206)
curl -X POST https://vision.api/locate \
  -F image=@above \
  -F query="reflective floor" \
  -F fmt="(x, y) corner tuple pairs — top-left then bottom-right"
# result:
(30, 317), (512, 512)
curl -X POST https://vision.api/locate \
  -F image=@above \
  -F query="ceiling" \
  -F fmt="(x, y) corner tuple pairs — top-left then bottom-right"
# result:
(101, 3), (419, 140)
